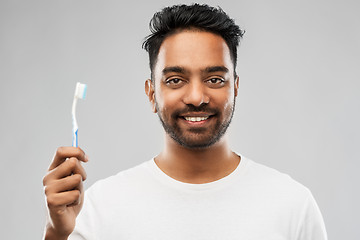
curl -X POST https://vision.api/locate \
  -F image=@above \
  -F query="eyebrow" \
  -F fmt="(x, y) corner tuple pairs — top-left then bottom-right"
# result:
(202, 66), (229, 73)
(162, 66), (188, 75)
(162, 66), (229, 75)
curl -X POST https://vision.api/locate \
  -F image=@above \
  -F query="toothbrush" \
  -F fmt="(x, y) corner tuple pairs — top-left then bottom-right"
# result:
(72, 82), (87, 147)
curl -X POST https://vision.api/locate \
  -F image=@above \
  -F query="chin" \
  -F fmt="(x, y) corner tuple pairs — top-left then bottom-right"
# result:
(170, 133), (223, 150)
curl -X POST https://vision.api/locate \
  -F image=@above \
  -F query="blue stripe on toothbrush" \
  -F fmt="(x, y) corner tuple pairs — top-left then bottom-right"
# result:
(73, 129), (78, 147)
(75, 129), (78, 147)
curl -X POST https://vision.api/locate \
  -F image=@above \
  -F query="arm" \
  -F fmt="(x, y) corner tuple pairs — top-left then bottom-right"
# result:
(296, 192), (328, 240)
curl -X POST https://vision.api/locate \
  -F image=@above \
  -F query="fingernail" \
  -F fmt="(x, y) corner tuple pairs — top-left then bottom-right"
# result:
(84, 154), (89, 162)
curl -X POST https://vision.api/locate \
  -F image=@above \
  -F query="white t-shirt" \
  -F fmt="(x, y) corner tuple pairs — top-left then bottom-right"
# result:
(69, 156), (327, 240)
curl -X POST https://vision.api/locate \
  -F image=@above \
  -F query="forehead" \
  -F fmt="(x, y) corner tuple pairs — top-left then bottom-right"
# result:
(154, 30), (233, 76)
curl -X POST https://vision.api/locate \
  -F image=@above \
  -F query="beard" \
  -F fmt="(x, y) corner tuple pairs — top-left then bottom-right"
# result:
(156, 100), (235, 149)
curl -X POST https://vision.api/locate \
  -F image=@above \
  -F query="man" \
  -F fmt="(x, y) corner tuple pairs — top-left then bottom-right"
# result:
(43, 4), (327, 240)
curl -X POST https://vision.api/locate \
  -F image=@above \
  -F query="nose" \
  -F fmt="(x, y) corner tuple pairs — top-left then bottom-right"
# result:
(183, 81), (210, 107)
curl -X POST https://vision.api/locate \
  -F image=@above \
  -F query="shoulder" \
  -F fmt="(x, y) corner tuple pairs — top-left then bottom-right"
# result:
(85, 160), (153, 198)
(241, 157), (312, 199)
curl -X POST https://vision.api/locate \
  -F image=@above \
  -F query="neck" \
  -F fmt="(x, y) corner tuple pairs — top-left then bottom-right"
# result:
(155, 134), (240, 184)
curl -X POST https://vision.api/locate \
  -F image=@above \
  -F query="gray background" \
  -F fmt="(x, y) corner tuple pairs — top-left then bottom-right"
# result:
(0, 0), (359, 239)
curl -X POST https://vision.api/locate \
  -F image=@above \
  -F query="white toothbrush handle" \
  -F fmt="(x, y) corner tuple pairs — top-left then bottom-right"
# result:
(72, 122), (78, 147)
(72, 97), (78, 147)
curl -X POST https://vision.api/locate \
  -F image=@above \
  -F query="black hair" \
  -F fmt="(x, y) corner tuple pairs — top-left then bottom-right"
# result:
(142, 3), (245, 79)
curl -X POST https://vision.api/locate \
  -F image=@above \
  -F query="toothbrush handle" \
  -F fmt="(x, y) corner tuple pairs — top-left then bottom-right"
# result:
(72, 128), (78, 147)
(72, 97), (78, 147)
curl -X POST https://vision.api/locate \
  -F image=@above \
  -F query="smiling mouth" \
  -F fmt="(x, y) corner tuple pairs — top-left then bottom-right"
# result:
(183, 116), (209, 122)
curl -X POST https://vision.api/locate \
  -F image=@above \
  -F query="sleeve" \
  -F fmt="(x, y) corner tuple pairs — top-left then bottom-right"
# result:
(68, 187), (100, 240)
(295, 191), (328, 240)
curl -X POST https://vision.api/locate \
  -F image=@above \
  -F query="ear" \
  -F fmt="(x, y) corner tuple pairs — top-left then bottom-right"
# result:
(234, 75), (240, 97)
(145, 79), (157, 113)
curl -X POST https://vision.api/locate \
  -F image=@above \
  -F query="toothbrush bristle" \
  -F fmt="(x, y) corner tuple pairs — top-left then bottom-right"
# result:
(75, 82), (87, 99)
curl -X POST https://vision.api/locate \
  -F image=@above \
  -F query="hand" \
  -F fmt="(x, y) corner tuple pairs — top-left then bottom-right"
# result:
(43, 147), (88, 239)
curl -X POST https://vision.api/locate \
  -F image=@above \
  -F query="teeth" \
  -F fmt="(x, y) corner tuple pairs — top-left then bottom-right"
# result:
(184, 116), (209, 122)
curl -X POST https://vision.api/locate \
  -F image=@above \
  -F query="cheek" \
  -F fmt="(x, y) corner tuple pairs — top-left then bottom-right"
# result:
(211, 89), (234, 110)
(155, 87), (184, 113)
(222, 99), (234, 114)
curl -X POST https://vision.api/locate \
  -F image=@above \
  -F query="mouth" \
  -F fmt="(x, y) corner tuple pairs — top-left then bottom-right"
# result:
(178, 113), (216, 125)
(183, 116), (210, 122)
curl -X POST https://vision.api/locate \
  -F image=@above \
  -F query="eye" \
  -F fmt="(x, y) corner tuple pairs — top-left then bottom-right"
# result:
(209, 78), (222, 84)
(165, 78), (185, 88)
(206, 77), (225, 87)
(167, 78), (181, 84)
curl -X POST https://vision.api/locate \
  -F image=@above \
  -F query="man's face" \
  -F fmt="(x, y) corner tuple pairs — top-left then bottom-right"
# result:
(146, 30), (239, 149)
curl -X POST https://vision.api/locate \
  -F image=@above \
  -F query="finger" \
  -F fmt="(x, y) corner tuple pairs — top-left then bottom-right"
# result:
(46, 190), (81, 208)
(68, 157), (87, 181)
(69, 179), (84, 206)
(45, 174), (84, 195)
(54, 157), (87, 180)
(43, 158), (87, 185)
(48, 147), (88, 171)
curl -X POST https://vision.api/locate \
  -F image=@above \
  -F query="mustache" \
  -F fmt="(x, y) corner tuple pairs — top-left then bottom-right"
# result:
(171, 104), (219, 118)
